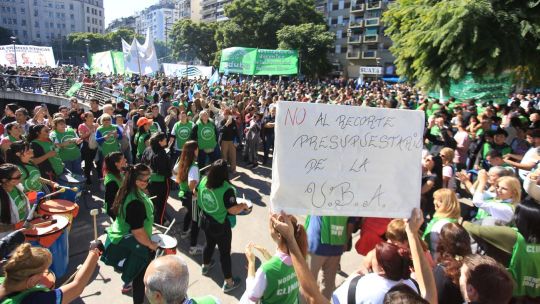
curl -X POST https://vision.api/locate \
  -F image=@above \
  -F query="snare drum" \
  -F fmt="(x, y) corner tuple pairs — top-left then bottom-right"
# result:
(25, 215), (70, 277)
(57, 173), (85, 202)
(151, 234), (177, 257)
(38, 199), (79, 225)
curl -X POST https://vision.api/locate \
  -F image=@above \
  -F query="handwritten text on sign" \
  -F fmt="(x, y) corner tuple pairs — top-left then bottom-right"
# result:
(270, 102), (425, 218)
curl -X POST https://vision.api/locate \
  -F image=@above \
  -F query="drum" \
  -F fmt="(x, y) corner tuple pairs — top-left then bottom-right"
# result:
(151, 234), (177, 257)
(236, 197), (253, 216)
(57, 173), (85, 202)
(25, 215), (70, 277)
(38, 199), (79, 225)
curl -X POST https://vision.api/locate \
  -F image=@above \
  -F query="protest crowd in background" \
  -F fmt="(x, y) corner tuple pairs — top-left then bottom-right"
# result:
(0, 64), (538, 304)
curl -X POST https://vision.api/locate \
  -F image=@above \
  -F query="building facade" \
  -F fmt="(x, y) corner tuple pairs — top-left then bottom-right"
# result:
(322, 0), (396, 79)
(135, 3), (178, 42)
(0, 0), (104, 45)
(199, 0), (233, 23)
(106, 16), (136, 33)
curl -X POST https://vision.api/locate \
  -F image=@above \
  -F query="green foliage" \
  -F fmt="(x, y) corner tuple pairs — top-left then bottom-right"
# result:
(383, 0), (540, 90)
(169, 19), (217, 65)
(66, 28), (141, 55)
(0, 26), (17, 45)
(277, 23), (335, 77)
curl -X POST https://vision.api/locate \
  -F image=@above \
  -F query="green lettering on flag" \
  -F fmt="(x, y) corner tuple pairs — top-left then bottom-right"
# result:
(65, 82), (83, 97)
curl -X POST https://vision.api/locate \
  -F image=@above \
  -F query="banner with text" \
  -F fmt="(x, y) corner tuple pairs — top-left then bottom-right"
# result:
(270, 102), (424, 218)
(219, 47), (298, 75)
(162, 63), (213, 79)
(0, 45), (56, 67)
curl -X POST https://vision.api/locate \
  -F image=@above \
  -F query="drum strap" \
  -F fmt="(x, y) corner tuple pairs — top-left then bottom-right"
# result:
(347, 275), (362, 304)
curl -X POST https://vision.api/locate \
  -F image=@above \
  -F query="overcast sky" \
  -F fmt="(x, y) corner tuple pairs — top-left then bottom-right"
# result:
(104, 0), (158, 27)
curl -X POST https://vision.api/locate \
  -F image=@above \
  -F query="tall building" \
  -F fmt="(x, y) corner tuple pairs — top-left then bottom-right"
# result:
(200, 0), (233, 23)
(323, 0), (396, 79)
(0, 0), (105, 45)
(135, 2), (178, 42)
(106, 16), (136, 33)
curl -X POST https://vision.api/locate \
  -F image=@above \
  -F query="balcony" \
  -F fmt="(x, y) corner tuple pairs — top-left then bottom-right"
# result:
(349, 19), (363, 28)
(347, 35), (362, 44)
(362, 50), (377, 59)
(364, 17), (380, 27)
(350, 2), (364, 13)
(366, 1), (382, 10)
(347, 50), (361, 59)
(363, 34), (379, 43)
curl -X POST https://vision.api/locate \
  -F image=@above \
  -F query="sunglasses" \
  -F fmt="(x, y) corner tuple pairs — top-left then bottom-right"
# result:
(137, 176), (151, 183)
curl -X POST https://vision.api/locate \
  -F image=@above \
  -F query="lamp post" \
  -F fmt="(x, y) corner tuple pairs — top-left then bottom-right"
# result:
(375, 57), (381, 82)
(84, 38), (90, 65)
(10, 36), (17, 69)
(183, 43), (189, 78)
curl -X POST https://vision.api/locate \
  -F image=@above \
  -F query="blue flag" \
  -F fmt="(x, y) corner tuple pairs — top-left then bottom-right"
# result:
(208, 70), (220, 87)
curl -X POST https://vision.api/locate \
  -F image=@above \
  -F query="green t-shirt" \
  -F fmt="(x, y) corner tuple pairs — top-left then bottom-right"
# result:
(18, 164), (42, 192)
(196, 120), (217, 151)
(422, 217), (457, 250)
(261, 256), (299, 304)
(32, 139), (64, 176)
(97, 125), (120, 157)
(0, 276), (49, 304)
(197, 177), (234, 224)
(172, 121), (193, 151)
(107, 190), (154, 244)
(191, 296), (219, 304)
(50, 127), (81, 161)
(8, 187), (28, 221)
(179, 163), (198, 198)
(319, 216), (349, 246)
(509, 232), (540, 297)
(135, 131), (150, 160)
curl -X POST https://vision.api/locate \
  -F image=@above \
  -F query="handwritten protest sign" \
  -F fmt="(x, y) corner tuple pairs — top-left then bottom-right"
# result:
(270, 102), (425, 218)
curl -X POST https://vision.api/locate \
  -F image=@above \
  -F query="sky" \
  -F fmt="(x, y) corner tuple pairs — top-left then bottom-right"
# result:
(104, 0), (159, 27)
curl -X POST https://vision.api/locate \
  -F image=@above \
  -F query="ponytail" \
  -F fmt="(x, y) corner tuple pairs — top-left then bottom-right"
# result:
(0, 163), (20, 224)
(111, 164), (150, 216)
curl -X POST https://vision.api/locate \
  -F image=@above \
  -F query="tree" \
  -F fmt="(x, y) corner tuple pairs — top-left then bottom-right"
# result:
(383, 0), (540, 90)
(0, 27), (17, 45)
(216, 0), (325, 51)
(277, 23), (334, 77)
(169, 19), (217, 66)
(66, 28), (141, 57)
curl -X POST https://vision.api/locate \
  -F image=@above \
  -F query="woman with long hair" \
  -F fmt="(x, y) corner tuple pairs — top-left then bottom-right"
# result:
(0, 163), (30, 236)
(243, 214), (308, 303)
(50, 117), (83, 175)
(101, 163), (159, 304)
(134, 117), (152, 162)
(141, 132), (171, 225)
(0, 241), (102, 303)
(176, 140), (203, 255)
(28, 124), (64, 180)
(103, 152), (126, 220)
(422, 188), (461, 253)
(78, 112), (98, 184)
(473, 173), (521, 225)
(5, 141), (58, 193)
(198, 159), (248, 292)
(440, 147), (456, 190)
(433, 223), (471, 304)
(0, 122), (23, 153)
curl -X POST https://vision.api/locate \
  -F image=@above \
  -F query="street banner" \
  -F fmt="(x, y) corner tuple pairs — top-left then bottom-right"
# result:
(111, 51), (126, 75)
(0, 45), (56, 67)
(90, 51), (115, 75)
(219, 47), (298, 75)
(162, 63), (213, 79)
(270, 102), (424, 218)
(65, 82), (83, 97)
(448, 73), (513, 104)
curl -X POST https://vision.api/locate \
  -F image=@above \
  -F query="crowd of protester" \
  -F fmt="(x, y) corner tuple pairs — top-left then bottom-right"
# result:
(0, 64), (538, 304)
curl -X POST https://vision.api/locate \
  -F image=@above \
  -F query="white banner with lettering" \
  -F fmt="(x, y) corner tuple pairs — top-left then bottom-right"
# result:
(162, 63), (213, 79)
(0, 45), (56, 67)
(270, 102), (424, 218)
(359, 66), (382, 75)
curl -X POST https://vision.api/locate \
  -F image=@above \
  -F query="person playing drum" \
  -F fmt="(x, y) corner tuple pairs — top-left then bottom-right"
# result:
(5, 141), (59, 194)
(101, 163), (159, 304)
(0, 164), (31, 237)
(103, 152), (126, 220)
(27, 124), (65, 181)
(0, 241), (103, 303)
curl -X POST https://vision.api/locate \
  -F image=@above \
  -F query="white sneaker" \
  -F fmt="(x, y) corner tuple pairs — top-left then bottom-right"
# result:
(189, 245), (204, 255)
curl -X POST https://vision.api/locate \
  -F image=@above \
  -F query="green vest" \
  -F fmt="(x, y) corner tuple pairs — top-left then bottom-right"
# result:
(150, 122), (160, 134)
(197, 177), (234, 224)
(179, 163), (198, 198)
(317, 216), (349, 246)
(261, 256), (299, 304)
(135, 131), (150, 160)
(475, 199), (513, 220)
(50, 127), (80, 161)
(509, 232), (540, 297)
(191, 295), (219, 304)
(482, 142), (512, 159)
(196, 120), (217, 151)
(173, 121), (193, 150)
(104, 173), (122, 213)
(32, 140), (64, 176)
(0, 277), (49, 304)
(8, 187), (28, 221)
(97, 125), (120, 157)
(422, 217), (457, 250)
(107, 190), (154, 244)
(18, 164), (41, 192)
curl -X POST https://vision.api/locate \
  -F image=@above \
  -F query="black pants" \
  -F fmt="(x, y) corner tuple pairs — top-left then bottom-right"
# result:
(81, 142), (97, 182)
(181, 192), (200, 247)
(148, 179), (170, 225)
(132, 263), (147, 304)
(203, 219), (232, 279)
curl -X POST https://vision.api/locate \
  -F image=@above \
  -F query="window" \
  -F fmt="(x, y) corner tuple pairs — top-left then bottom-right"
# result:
(70, 24), (75, 30)
(20, 8), (24, 13)
(2, 18), (6, 25)
(87, 26), (90, 31)
(23, 30), (27, 37)
(36, 32), (40, 38)
(87, 7), (89, 13)
(98, 10), (101, 16)
(21, 19), (25, 26)
(338, 15), (343, 25)
(87, 16), (90, 22)
(34, 21), (38, 27)
(70, 4), (73, 10)
(338, 0), (344, 10)
(336, 30), (342, 39)
(335, 45), (341, 54)
(70, 14), (74, 19)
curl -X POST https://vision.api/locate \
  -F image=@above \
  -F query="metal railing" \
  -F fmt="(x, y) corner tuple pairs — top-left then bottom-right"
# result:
(0, 74), (116, 106)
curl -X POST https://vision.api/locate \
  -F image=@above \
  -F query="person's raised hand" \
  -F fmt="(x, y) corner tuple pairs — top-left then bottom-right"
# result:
(405, 208), (424, 234)
(456, 170), (469, 183)
(270, 212), (294, 241)
(478, 169), (488, 183)
(89, 240), (105, 256)
(253, 244), (272, 260)
(245, 243), (256, 263)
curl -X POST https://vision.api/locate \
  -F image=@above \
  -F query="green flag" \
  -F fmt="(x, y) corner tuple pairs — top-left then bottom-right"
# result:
(219, 47), (298, 75)
(90, 51), (115, 75)
(112, 51), (126, 75)
(65, 82), (83, 97)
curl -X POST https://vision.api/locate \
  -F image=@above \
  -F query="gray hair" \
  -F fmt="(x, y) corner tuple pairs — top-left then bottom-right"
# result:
(488, 166), (514, 178)
(146, 255), (189, 304)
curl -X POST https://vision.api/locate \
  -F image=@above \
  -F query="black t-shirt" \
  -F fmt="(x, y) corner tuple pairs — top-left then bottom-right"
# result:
(1, 116), (15, 125)
(104, 181), (119, 220)
(30, 141), (54, 178)
(1, 288), (63, 303)
(91, 109), (103, 120)
(125, 199), (146, 230)
(434, 264), (464, 304)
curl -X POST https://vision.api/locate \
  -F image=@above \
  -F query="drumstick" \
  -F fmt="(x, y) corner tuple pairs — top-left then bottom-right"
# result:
(32, 219), (58, 227)
(90, 209), (99, 240)
(61, 264), (82, 287)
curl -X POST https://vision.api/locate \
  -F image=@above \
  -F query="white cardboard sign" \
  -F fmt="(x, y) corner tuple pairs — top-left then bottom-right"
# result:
(270, 102), (425, 218)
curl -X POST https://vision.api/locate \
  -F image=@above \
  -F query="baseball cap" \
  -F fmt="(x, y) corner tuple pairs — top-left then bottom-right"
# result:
(136, 117), (153, 127)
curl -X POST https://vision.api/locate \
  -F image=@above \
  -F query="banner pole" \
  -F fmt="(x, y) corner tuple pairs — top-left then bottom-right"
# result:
(135, 38), (142, 76)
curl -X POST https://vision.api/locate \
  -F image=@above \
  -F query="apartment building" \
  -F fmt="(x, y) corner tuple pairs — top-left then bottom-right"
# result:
(135, 2), (178, 42)
(199, 0), (233, 22)
(0, 0), (105, 45)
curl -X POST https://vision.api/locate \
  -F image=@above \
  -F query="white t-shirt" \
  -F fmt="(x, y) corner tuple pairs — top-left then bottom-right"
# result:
(188, 165), (199, 184)
(519, 147), (539, 180)
(332, 273), (418, 304)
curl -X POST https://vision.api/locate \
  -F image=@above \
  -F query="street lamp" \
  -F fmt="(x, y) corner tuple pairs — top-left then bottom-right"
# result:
(183, 43), (189, 78)
(10, 36), (17, 69)
(84, 38), (90, 65)
(375, 57), (381, 81)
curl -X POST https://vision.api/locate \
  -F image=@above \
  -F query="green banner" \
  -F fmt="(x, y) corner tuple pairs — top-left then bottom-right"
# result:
(219, 47), (298, 75)
(111, 51), (126, 75)
(449, 73), (513, 104)
(65, 82), (83, 97)
(90, 51), (127, 75)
